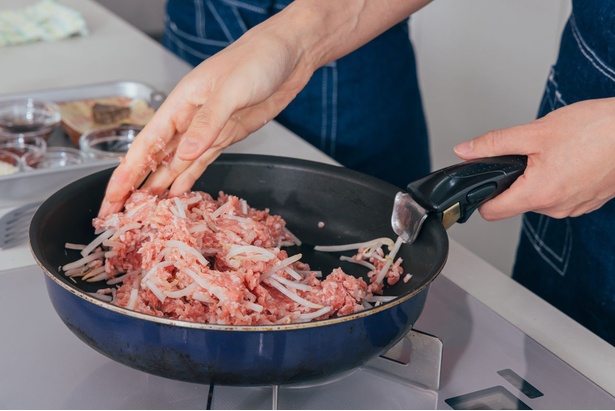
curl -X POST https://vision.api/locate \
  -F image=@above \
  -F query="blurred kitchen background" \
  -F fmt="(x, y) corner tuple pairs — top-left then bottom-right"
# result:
(93, 0), (571, 276)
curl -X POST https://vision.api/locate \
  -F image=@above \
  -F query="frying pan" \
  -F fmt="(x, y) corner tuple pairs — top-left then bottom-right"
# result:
(29, 153), (525, 386)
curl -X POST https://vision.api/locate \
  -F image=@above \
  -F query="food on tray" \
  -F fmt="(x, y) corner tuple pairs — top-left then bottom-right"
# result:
(58, 97), (154, 145)
(0, 160), (19, 176)
(92, 103), (131, 124)
(61, 190), (407, 325)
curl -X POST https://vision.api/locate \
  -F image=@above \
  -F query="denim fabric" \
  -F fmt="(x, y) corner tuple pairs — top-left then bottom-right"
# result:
(512, 1), (615, 345)
(162, 0), (430, 188)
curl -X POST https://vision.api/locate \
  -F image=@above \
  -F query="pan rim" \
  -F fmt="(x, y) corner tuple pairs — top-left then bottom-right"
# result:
(30, 153), (448, 332)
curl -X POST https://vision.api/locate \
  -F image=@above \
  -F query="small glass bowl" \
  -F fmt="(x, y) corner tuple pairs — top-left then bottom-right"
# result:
(23, 147), (85, 170)
(0, 99), (62, 141)
(79, 124), (143, 160)
(0, 135), (47, 167)
(0, 149), (21, 176)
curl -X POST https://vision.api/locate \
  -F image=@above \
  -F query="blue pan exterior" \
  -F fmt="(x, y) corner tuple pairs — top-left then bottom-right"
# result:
(43, 273), (429, 385)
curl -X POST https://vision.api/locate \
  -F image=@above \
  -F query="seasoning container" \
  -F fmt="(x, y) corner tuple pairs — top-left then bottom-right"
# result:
(23, 147), (85, 170)
(79, 124), (142, 160)
(0, 99), (62, 141)
(0, 135), (47, 168)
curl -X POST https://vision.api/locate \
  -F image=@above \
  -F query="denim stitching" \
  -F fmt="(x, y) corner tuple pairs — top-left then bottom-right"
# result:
(231, 5), (248, 33)
(541, 70), (567, 113)
(522, 216), (572, 276)
(273, 0), (291, 10)
(537, 213), (548, 238)
(206, 0), (235, 42)
(195, 0), (205, 38)
(222, 0), (268, 14)
(570, 13), (615, 83)
(521, 215), (572, 276)
(166, 18), (230, 47)
(547, 68), (558, 88)
(330, 63), (338, 159)
(320, 67), (329, 154)
(524, 215), (568, 263)
(547, 68), (568, 107)
(554, 90), (566, 107)
(165, 26), (214, 61)
(317, 62), (338, 155)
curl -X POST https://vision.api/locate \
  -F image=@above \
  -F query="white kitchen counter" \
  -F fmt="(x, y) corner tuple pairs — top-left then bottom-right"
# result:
(1, 0), (614, 400)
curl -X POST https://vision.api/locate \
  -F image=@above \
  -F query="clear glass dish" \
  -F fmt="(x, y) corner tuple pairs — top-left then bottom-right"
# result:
(0, 99), (62, 141)
(24, 147), (85, 170)
(0, 135), (47, 167)
(79, 124), (143, 160)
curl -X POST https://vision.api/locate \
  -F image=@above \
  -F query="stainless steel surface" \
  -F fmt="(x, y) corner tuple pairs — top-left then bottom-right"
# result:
(369, 330), (443, 391)
(272, 386), (279, 410)
(391, 191), (428, 244)
(270, 330), (442, 410)
(0, 80), (166, 108)
(0, 81), (165, 206)
(0, 201), (41, 249)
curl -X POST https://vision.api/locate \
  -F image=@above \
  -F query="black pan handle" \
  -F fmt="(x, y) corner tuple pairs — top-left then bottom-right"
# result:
(406, 155), (527, 224)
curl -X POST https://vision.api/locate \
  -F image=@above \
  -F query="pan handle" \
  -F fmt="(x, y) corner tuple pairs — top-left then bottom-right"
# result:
(406, 155), (527, 225)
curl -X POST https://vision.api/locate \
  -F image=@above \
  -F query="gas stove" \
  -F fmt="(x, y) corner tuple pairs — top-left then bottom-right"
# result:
(1, 264), (613, 409)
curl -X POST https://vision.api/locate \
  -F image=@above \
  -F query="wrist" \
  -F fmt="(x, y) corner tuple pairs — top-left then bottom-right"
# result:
(272, 0), (431, 70)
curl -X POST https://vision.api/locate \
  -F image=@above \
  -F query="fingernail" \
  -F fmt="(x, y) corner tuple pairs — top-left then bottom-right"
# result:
(178, 137), (200, 158)
(98, 199), (119, 218)
(454, 140), (473, 156)
(98, 200), (111, 218)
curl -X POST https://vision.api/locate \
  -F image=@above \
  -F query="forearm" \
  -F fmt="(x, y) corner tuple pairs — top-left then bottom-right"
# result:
(251, 0), (432, 72)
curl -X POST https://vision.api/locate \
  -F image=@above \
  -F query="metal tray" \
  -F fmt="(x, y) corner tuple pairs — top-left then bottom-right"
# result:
(0, 81), (165, 207)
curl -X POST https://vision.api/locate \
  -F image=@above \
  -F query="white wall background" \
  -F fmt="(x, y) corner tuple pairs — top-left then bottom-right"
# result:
(95, 0), (572, 275)
(95, 0), (167, 37)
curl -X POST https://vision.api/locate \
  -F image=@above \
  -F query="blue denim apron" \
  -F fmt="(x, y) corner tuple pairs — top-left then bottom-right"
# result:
(162, 0), (430, 189)
(513, 0), (615, 345)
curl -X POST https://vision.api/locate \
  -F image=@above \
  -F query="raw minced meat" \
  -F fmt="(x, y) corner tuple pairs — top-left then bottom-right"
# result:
(62, 190), (406, 325)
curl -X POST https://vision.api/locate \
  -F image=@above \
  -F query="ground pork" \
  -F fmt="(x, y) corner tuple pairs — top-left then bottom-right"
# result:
(63, 190), (406, 325)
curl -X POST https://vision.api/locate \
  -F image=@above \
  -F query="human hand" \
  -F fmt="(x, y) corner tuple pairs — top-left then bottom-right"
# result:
(98, 25), (313, 217)
(453, 98), (615, 220)
(98, 0), (432, 218)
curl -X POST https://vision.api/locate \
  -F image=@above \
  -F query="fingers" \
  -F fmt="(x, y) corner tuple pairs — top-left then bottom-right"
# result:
(143, 146), (222, 197)
(454, 122), (540, 160)
(475, 175), (531, 220)
(176, 98), (230, 161)
(99, 99), (196, 217)
(98, 130), (166, 217)
(168, 148), (223, 197)
(143, 98), (279, 196)
(140, 101), (236, 195)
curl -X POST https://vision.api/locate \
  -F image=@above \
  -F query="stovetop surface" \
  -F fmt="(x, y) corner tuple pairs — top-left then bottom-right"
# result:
(1, 265), (614, 409)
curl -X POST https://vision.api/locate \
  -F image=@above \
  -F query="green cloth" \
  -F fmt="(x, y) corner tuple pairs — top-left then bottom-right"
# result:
(0, 0), (88, 47)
